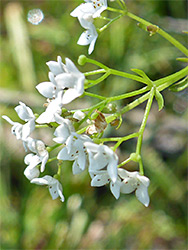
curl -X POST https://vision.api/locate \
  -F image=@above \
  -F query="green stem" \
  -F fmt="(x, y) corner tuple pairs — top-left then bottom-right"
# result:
(108, 66), (188, 120)
(107, 86), (149, 102)
(110, 69), (149, 85)
(118, 157), (132, 168)
(84, 91), (106, 100)
(107, 7), (188, 55)
(99, 14), (123, 32)
(36, 124), (49, 128)
(47, 156), (57, 163)
(96, 132), (138, 143)
(85, 58), (109, 70)
(126, 12), (188, 56)
(155, 66), (188, 87)
(113, 133), (138, 151)
(116, 0), (125, 10)
(46, 143), (61, 152)
(98, 16), (111, 21)
(107, 7), (125, 14)
(84, 69), (106, 76)
(136, 88), (155, 174)
(85, 72), (110, 89)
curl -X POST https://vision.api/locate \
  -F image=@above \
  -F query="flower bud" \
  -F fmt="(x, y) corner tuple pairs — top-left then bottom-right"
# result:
(73, 110), (85, 121)
(130, 153), (141, 162)
(78, 55), (87, 66)
(102, 103), (117, 114)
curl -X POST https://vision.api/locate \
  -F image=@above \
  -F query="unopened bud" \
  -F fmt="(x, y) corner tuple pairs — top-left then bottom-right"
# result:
(103, 103), (117, 114)
(130, 153), (141, 162)
(73, 110), (85, 121)
(78, 55), (87, 66)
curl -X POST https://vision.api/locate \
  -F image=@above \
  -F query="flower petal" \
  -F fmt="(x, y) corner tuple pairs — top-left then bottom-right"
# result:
(31, 176), (49, 185)
(24, 166), (40, 180)
(40, 152), (49, 172)
(48, 183), (60, 200)
(15, 102), (34, 121)
(57, 147), (72, 160)
(65, 57), (81, 75)
(110, 181), (121, 199)
(138, 175), (150, 187)
(91, 173), (109, 187)
(72, 161), (84, 175)
(36, 81), (55, 98)
(120, 179), (136, 194)
(21, 118), (35, 140)
(36, 99), (62, 124)
(53, 123), (71, 144)
(2, 115), (15, 125)
(62, 88), (81, 104)
(55, 73), (75, 89)
(46, 57), (64, 76)
(24, 153), (35, 165)
(135, 183), (150, 207)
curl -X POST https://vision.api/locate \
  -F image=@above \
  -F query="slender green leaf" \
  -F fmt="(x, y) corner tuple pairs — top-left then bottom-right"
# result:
(155, 89), (164, 111)
(131, 69), (153, 86)
(169, 77), (188, 92)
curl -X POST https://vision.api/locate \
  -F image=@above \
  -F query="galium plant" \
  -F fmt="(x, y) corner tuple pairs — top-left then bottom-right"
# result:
(2, 0), (188, 207)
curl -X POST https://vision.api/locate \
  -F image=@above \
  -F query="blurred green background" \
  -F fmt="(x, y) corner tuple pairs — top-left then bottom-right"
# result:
(0, 0), (187, 249)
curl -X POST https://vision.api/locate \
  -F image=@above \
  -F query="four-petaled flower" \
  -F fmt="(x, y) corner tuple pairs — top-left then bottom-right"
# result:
(85, 142), (118, 183)
(71, 0), (108, 21)
(90, 170), (122, 199)
(71, 0), (107, 54)
(36, 56), (85, 124)
(31, 175), (64, 202)
(57, 132), (92, 175)
(2, 102), (35, 144)
(118, 168), (150, 207)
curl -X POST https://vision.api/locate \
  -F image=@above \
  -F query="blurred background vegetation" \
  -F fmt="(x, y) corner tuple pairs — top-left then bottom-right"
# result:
(0, 0), (187, 249)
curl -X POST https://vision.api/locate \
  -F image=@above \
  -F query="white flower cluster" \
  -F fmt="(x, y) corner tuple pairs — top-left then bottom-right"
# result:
(2, 56), (150, 207)
(71, 0), (108, 54)
(36, 56), (85, 124)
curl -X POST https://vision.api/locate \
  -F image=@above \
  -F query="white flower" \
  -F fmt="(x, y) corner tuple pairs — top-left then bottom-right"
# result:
(24, 137), (49, 173)
(77, 24), (98, 54)
(2, 102), (35, 141)
(36, 56), (85, 106)
(90, 170), (122, 199)
(36, 72), (61, 99)
(53, 114), (75, 144)
(24, 154), (40, 180)
(71, 2), (94, 29)
(71, 0), (108, 21)
(118, 168), (150, 207)
(55, 57), (85, 104)
(31, 175), (64, 202)
(85, 142), (118, 183)
(46, 55), (65, 76)
(73, 110), (85, 121)
(57, 132), (92, 175)
(36, 92), (63, 124)
(89, 0), (108, 18)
